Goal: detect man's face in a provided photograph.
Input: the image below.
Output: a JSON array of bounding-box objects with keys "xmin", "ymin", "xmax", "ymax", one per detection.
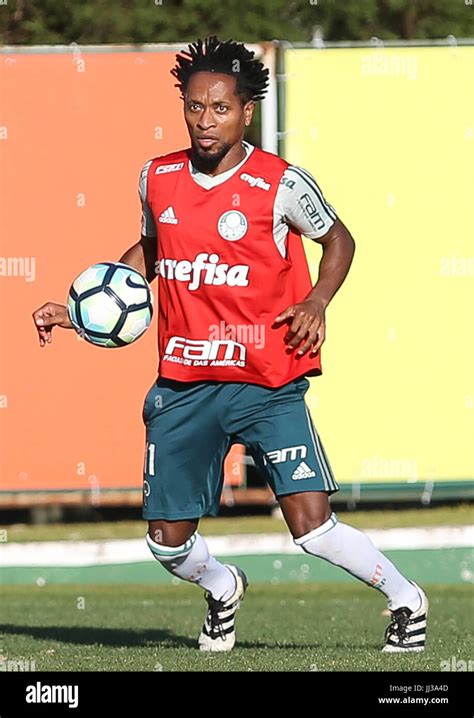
[{"xmin": 184, "ymin": 71, "xmax": 254, "ymax": 164}]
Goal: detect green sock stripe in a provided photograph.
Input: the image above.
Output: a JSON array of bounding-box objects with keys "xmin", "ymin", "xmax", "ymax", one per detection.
[{"xmin": 146, "ymin": 532, "xmax": 197, "ymax": 558}]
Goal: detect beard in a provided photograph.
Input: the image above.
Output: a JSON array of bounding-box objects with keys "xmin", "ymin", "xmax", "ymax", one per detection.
[{"xmin": 191, "ymin": 140, "xmax": 233, "ymax": 173}]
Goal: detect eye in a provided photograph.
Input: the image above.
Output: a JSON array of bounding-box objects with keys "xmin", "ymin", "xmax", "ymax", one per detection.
[{"xmin": 216, "ymin": 105, "xmax": 228, "ymax": 113}]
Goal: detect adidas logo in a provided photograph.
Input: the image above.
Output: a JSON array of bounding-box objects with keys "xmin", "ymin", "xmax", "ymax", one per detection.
[
  {"xmin": 291, "ymin": 461, "xmax": 316, "ymax": 480},
  {"xmin": 158, "ymin": 206, "xmax": 178, "ymax": 224}
]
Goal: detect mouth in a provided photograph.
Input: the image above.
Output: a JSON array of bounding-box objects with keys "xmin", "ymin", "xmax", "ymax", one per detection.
[{"xmin": 196, "ymin": 137, "xmax": 219, "ymax": 149}]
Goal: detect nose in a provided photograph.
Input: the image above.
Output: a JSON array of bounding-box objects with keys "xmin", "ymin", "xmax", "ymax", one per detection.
[{"xmin": 196, "ymin": 106, "xmax": 215, "ymax": 130}]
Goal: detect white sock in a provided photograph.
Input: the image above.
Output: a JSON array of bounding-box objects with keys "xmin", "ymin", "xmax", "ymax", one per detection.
[
  {"xmin": 294, "ymin": 513, "xmax": 421, "ymax": 612},
  {"xmin": 146, "ymin": 531, "xmax": 237, "ymax": 602}
]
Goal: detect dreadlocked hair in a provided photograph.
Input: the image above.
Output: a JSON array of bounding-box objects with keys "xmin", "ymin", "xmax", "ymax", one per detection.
[{"xmin": 171, "ymin": 35, "xmax": 269, "ymax": 103}]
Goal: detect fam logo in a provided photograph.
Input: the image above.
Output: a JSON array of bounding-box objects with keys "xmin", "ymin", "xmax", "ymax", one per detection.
[
  {"xmin": 297, "ymin": 192, "xmax": 326, "ymax": 232},
  {"xmin": 217, "ymin": 210, "xmax": 248, "ymax": 241},
  {"xmin": 163, "ymin": 336, "xmax": 247, "ymax": 368},
  {"xmin": 263, "ymin": 445, "xmax": 308, "ymax": 465}
]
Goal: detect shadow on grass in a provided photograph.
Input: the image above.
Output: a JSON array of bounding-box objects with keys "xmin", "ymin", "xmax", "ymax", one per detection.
[
  {"xmin": 0, "ymin": 624, "xmax": 277, "ymax": 650},
  {"xmin": 0, "ymin": 624, "xmax": 382, "ymax": 651}
]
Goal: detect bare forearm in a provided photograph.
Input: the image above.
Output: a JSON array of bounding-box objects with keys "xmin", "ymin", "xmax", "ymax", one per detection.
[
  {"xmin": 119, "ymin": 235, "xmax": 157, "ymax": 284},
  {"xmin": 308, "ymin": 220, "xmax": 355, "ymax": 308}
]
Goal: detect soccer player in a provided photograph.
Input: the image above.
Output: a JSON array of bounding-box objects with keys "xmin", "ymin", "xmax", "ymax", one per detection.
[{"xmin": 32, "ymin": 36, "xmax": 428, "ymax": 653}]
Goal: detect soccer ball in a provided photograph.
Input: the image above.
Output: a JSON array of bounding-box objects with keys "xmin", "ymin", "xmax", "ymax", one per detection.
[{"xmin": 67, "ymin": 261, "xmax": 154, "ymax": 347}]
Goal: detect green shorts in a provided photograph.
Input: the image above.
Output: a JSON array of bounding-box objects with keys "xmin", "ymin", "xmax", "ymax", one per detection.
[{"xmin": 142, "ymin": 376, "xmax": 339, "ymax": 521}]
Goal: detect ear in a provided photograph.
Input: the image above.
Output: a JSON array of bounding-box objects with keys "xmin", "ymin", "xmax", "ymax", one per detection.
[{"xmin": 243, "ymin": 100, "xmax": 255, "ymax": 127}]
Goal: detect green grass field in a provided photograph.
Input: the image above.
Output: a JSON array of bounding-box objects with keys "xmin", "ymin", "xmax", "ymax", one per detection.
[
  {"xmin": 0, "ymin": 583, "xmax": 471, "ymax": 672},
  {"xmin": 1, "ymin": 505, "xmax": 472, "ymax": 672}
]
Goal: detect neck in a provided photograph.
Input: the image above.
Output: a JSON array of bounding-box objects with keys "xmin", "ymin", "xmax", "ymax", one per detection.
[{"xmin": 191, "ymin": 140, "xmax": 246, "ymax": 176}]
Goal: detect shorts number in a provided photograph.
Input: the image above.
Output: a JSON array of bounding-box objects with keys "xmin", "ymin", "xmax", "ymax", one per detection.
[{"xmin": 144, "ymin": 442, "xmax": 156, "ymax": 476}]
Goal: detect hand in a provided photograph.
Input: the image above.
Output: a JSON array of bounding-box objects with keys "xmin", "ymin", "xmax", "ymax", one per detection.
[
  {"xmin": 274, "ymin": 296, "xmax": 326, "ymax": 357},
  {"xmin": 32, "ymin": 302, "xmax": 73, "ymax": 347}
]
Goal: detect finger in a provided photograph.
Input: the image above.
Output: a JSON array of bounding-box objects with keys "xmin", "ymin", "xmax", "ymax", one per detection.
[
  {"xmin": 294, "ymin": 317, "xmax": 322, "ymax": 354},
  {"xmin": 274, "ymin": 306, "xmax": 296, "ymax": 323},
  {"xmin": 295, "ymin": 319, "xmax": 320, "ymax": 355},
  {"xmin": 311, "ymin": 323, "xmax": 326, "ymax": 354},
  {"xmin": 37, "ymin": 325, "xmax": 47, "ymax": 347},
  {"xmin": 37, "ymin": 326, "xmax": 50, "ymax": 346},
  {"xmin": 33, "ymin": 309, "xmax": 44, "ymax": 326},
  {"xmin": 33, "ymin": 306, "xmax": 50, "ymax": 346},
  {"xmin": 34, "ymin": 304, "xmax": 53, "ymax": 319},
  {"xmin": 34, "ymin": 311, "xmax": 53, "ymax": 345},
  {"xmin": 296, "ymin": 330, "xmax": 319, "ymax": 356},
  {"xmin": 35, "ymin": 306, "xmax": 56, "ymax": 328},
  {"xmin": 286, "ymin": 314, "xmax": 313, "ymax": 348},
  {"xmin": 284, "ymin": 311, "xmax": 306, "ymax": 341},
  {"xmin": 35, "ymin": 315, "xmax": 50, "ymax": 333},
  {"xmin": 34, "ymin": 308, "xmax": 47, "ymax": 326}
]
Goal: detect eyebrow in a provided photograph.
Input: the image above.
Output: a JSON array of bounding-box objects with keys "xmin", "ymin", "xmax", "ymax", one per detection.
[{"xmin": 187, "ymin": 99, "xmax": 231, "ymax": 105}]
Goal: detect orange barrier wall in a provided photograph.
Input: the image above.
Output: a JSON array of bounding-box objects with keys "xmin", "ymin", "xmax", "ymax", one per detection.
[{"xmin": 0, "ymin": 49, "xmax": 244, "ymax": 497}]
